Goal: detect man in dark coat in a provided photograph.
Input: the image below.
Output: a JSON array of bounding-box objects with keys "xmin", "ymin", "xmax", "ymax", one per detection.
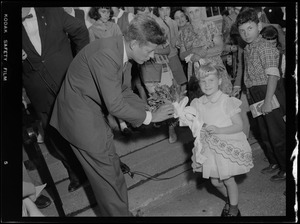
[
  {"xmin": 22, "ymin": 7, "xmax": 89, "ymax": 192},
  {"xmin": 50, "ymin": 15, "xmax": 175, "ymax": 216}
]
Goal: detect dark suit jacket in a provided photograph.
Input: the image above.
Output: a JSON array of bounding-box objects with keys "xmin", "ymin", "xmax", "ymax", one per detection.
[
  {"xmin": 22, "ymin": 7, "xmax": 89, "ymax": 124},
  {"xmin": 50, "ymin": 36, "xmax": 147, "ymax": 152}
]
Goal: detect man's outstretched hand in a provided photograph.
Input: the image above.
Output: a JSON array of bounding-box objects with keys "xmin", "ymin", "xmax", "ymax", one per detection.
[{"xmin": 151, "ymin": 103, "xmax": 174, "ymax": 123}]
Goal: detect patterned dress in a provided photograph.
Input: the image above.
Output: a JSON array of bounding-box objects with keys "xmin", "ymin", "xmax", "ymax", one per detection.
[
  {"xmin": 190, "ymin": 90, "xmax": 254, "ymax": 180},
  {"xmin": 178, "ymin": 21, "xmax": 232, "ymax": 94}
]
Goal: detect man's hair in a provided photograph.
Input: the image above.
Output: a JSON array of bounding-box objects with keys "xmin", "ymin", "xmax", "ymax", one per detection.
[
  {"xmin": 124, "ymin": 15, "xmax": 166, "ymax": 46},
  {"xmin": 236, "ymin": 7, "xmax": 259, "ymax": 27}
]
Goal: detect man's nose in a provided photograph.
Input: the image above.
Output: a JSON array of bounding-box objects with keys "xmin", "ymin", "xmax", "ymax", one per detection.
[{"xmin": 149, "ymin": 51, "xmax": 155, "ymax": 59}]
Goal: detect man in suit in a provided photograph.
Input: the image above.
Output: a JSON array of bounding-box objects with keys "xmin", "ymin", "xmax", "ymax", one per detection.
[
  {"xmin": 50, "ymin": 15, "xmax": 175, "ymax": 216},
  {"xmin": 63, "ymin": 7, "xmax": 86, "ymax": 57},
  {"xmin": 22, "ymin": 7, "xmax": 89, "ymax": 193}
]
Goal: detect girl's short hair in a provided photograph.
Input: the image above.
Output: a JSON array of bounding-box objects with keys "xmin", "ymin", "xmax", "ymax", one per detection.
[
  {"xmin": 195, "ymin": 63, "xmax": 220, "ymax": 80},
  {"xmin": 88, "ymin": 7, "xmax": 113, "ymax": 21}
]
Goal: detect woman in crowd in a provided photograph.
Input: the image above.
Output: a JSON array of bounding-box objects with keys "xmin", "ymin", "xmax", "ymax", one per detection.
[
  {"xmin": 178, "ymin": 7, "xmax": 232, "ymax": 98},
  {"xmin": 88, "ymin": 7, "xmax": 122, "ymax": 41}
]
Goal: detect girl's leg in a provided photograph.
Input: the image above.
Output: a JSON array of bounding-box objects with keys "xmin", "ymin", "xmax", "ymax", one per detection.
[
  {"xmin": 210, "ymin": 178, "xmax": 230, "ymax": 216},
  {"xmin": 223, "ymin": 176, "xmax": 240, "ymax": 216}
]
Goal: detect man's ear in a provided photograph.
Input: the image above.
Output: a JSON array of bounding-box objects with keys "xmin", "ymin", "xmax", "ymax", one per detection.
[
  {"xmin": 130, "ymin": 40, "xmax": 138, "ymax": 50},
  {"xmin": 218, "ymin": 77, "xmax": 222, "ymax": 86}
]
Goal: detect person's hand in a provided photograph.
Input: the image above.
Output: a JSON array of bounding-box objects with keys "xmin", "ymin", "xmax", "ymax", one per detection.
[
  {"xmin": 231, "ymin": 86, "xmax": 241, "ymax": 97},
  {"xmin": 151, "ymin": 103, "xmax": 174, "ymax": 123},
  {"xmin": 230, "ymin": 45, "xmax": 238, "ymax": 52},
  {"xmin": 261, "ymin": 100, "xmax": 273, "ymax": 115},
  {"xmin": 191, "ymin": 54, "xmax": 202, "ymax": 62},
  {"xmin": 204, "ymin": 125, "xmax": 220, "ymax": 134}
]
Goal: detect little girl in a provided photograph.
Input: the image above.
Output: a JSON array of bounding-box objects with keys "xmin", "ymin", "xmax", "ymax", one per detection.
[{"xmin": 176, "ymin": 62, "xmax": 254, "ymax": 217}]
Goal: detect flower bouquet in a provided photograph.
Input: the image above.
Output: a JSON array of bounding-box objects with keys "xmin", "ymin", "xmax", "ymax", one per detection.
[{"xmin": 147, "ymin": 80, "xmax": 183, "ymax": 112}]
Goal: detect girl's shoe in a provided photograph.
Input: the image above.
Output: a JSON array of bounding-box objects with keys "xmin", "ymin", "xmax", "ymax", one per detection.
[
  {"xmin": 225, "ymin": 209, "xmax": 241, "ymax": 217},
  {"xmin": 221, "ymin": 203, "xmax": 230, "ymax": 217}
]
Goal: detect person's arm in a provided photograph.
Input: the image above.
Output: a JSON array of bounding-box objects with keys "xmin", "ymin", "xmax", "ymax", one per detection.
[
  {"xmin": 231, "ymin": 47, "xmax": 243, "ymax": 97},
  {"xmin": 260, "ymin": 44, "xmax": 280, "ymax": 114},
  {"xmin": 60, "ymin": 7, "xmax": 89, "ymax": 54},
  {"xmin": 89, "ymin": 49, "xmax": 174, "ymax": 127},
  {"xmin": 261, "ymin": 75, "xmax": 278, "ymax": 114},
  {"xmin": 88, "ymin": 27, "xmax": 95, "ymax": 42},
  {"xmin": 154, "ymin": 43, "xmax": 171, "ymax": 55},
  {"xmin": 205, "ymin": 112, "xmax": 243, "ymax": 135}
]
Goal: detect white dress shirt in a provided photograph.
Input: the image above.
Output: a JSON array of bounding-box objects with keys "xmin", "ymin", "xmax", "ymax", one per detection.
[{"xmin": 22, "ymin": 8, "xmax": 42, "ymax": 55}]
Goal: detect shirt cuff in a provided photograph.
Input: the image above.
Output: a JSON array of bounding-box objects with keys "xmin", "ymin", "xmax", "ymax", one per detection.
[
  {"xmin": 143, "ymin": 111, "xmax": 152, "ymax": 125},
  {"xmin": 265, "ymin": 67, "xmax": 280, "ymax": 77}
]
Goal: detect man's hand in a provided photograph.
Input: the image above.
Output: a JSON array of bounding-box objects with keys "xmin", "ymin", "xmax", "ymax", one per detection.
[{"xmin": 151, "ymin": 103, "xmax": 174, "ymax": 123}]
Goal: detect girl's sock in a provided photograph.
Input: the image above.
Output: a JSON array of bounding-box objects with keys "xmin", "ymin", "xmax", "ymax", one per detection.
[
  {"xmin": 224, "ymin": 197, "xmax": 230, "ymax": 210},
  {"xmin": 228, "ymin": 204, "xmax": 239, "ymax": 216}
]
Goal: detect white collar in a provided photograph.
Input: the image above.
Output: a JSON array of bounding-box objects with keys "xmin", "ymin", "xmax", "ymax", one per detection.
[
  {"xmin": 203, "ymin": 90, "xmax": 223, "ymax": 104},
  {"xmin": 22, "ymin": 7, "xmax": 36, "ymax": 22},
  {"xmin": 123, "ymin": 37, "xmax": 128, "ymax": 65}
]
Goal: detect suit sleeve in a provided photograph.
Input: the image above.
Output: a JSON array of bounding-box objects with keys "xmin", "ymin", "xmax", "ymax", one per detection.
[
  {"xmin": 88, "ymin": 49, "xmax": 147, "ymax": 126},
  {"xmin": 59, "ymin": 8, "xmax": 89, "ymax": 54}
]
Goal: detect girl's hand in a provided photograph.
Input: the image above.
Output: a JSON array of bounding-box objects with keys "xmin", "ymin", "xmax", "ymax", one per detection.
[{"xmin": 205, "ymin": 125, "xmax": 220, "ymax": 134}]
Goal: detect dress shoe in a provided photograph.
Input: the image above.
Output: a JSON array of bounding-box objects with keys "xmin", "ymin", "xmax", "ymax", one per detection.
[
  {"xmin": 270, "ymin": 171, "xmax": 286, "ymax": 182},
  {"xmin": 221, "ymin": 203, "xmax": 230, "ymax": 217},
  {"xmin": 261, "ymin": 164, "xmax": 280, "ymax": 174},
  {"xmin": 225, "ymin": 209, "xmax": 241, "ymax": 217},
  {"xmin": 34, "ymin": 194, "xmax": 52, "ymax": 209},
  {"xmin": 121, "ymin": 127, "xmax": 133, "ymax": 137},
  {"xmin": 68, "ymin": 179, "xmax": 83, "ymax": 193}
]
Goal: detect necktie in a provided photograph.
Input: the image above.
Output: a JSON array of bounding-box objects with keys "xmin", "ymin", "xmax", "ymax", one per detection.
[{"xmin": 22, "ymin": 13, "xmax": 33, "ymax": 22}]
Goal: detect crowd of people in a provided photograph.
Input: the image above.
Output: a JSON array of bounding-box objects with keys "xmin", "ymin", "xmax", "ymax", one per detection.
[{"xmin": 21, "ymin": 6, "xmax": 287, "ymax": 217}]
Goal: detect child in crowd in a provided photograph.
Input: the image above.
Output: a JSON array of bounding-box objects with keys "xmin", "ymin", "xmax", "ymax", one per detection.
[
  {"xmin": 176, "ymin": 62, "xmax": 254, "ymax": 217},
  {"xmin": 236, "ymin": 8, "xmax": 286, "ymax": 181},
  {"xmin": 88, "ymin": 7, "xmax": 122, "ymax": 41},
  {"xmin": 260, "ymin": 25, "xmax": 286, "ymax": 121}
]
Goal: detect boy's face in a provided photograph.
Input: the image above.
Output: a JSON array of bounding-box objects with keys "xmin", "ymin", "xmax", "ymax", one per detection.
[{"xmin": 238, "ymin": 21, "xmax": 262, "ymax": 44}]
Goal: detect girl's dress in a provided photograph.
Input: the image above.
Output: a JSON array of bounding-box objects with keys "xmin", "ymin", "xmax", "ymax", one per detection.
[{"xmin": 190, "ymin": 90, "xmax": 253, "ymax": 180}]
